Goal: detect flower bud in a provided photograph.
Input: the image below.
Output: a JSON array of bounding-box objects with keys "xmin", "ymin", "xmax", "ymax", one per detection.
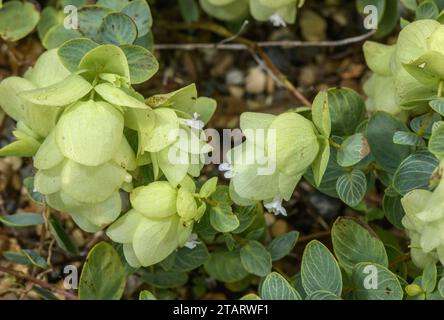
[
  {"xmin": 130, "ymin": 181, "xmax": 177, "ymax": 218},
  {"xmin": 176, "ymin": 187, "xmax": 198, "ymax": 223}
]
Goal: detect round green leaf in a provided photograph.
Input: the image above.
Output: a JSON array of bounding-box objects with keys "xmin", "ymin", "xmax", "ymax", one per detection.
[
  {"xmin": 382, "ymin": 194, "xmax": 405, "ymax": 229},
  {"xmin": 366, "ymin": 112, "xmax": 413, "ymax": 173},
  {"xmin": 37, "ymin": 7, "xmax": 62, "ymax": 41},
  {"xmin": 392, "ymin": 131, "xmax": 425, "ymax": 147},
  {"xmin": 79, "ymin": 242, "xmax": 126, "ymax": 300},
  {"xmin": 209, "ymin": 204, "xmax": 240, "ymax": 233},
  {"xmin": 328, "ymin": 88, "xmax": 366, "ymax": 136},
  {"xmin": 204, "ymin": 250, "xmax": 249, "ymax": 283},
  {"xmin": 99, "ymin": 13, "xmax": 138, "ymax": 45},
  {"xmin": 332, "ymin": 217, "xmax": 388, "ymax": 274},
  {"xmin": 350, "ymin": 262, "xmax": 403, "ymax": 300},
  {"xmin": 416, "ymin": 0, "xmax": 439, "ymax": 19},
  {"xmin": 392, "ymin": 150, "xmax": 438, "ymax": 195},
  {"xmin": 163, "ymin": 243, "xmax": 209, "ymax": 272},
  {"xmin": 422, "ymin": 262, "xmax": 438, "ymax": 293},
  {"xmin": 42, "ymin": 25, "xmax": 81, "ymax": 49},
  {"xmin": 121, "ymin": 0, "xmax": 152, "ymax": 37},
  {"xmin": 138, "ymin": 290, "xmax": 156, "ymax": 300},
  {"xmin": 410, "ymin": 113, "xmax": 441, "ymax": 139},
  {"xmin": 267, "ymin": 231, "xmax": 299, "ymax": 261},
  {"xmin": 240, "ymin": 240, "xmax": 272, "ymax": 277},
  {"xmin": 78, "ymin": 6, "xmax": 112, "ymax": 42},
  {"xmin": 438, "ymin": 277, "xmax": 444, "ymax": 297},
  {"xmin": 429, "ymin": 122, "xmax": 444, "ymax": 159},
  {"xmin": 429, "ymin": 98, "xmax": 444, "ymax": 116},
  {"xmin": 304, "ymin": 144, "xmax": 346, "ymax": 198},
  {"xmin": 121, "ymin": 44, "xmax": 159, "ymax": 84},
  {"xmin": 337, "ymin": 133, "xmax": 370, "ymax": 167},
  {"xmin": 301, "ymin": 240, "xmax": 342, "ymax": 296},
  {"xmin": 58, "ymin": 38, "xmax": 99, "ymax": 72},
  {"xmin": 336, "ymin": 169, "xmax": 367, "ymax": 207},
  {"xmin": 0, "ymin": 1, "xmax": 39, "ymax": 41},
  {"xmin": 260, "ymin": 272, "xmax": 301, "ymax": 300}
]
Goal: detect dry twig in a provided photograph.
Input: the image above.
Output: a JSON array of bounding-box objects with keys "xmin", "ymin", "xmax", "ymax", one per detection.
[{"xmin": 0, "ymin": 265, "xmax": 78, "ymax": 300}]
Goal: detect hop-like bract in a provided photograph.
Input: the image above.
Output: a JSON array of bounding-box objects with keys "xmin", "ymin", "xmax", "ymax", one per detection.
[
  {"xmin": 401, "ymin": 163, "xmax": 444, "ymax": 268},
  {"xmin": 223, "ymin": 112, "xmax": 319, "ymax": 213},
  {"xmin": 0, "ymin": 43, "xmax": 217, "ymax": 270},
  {"xmin": 363, "ymin": 20, "xmax": 444, "ymax": 117},
  {"xmin": 0, "ymin": 49, "xmax": 71, "ymax": 155},
  {"xmin": 106, "ymin": 180, "xmax": 205, "ymax": 267},
  {"xmin": 0, "ymin": 45, "xmax": 145, "ymax": 231}
]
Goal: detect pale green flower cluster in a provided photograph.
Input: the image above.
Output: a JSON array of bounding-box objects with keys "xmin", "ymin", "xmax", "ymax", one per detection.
[
  {"xmin": 199, "ymin": 0, "xmax": 305, "ymax": 25},
  {"xmin": 401, "ymin": 162, "xmax": 444, "ymax": 268},
  {"xmin": 106, "ymin": 178, "xmax": 212, "ymax": 267},
  {"xmin": 0, "ymin": 43, "xmax": 216, "ymax": 253},
  {"xmin": 221, "ymin": 112, "xmax": 319, "ymax": 215},
  {"xmin": 140, "ymin": 84, "xmax": 215, "ymax": 188},
  {"xmin": 363, "ymin": 20, "xmax": 444, "ymax": 118},
  {"xmin": 0, "ymin": 48, "xmax": 136, "ymax": 232}
]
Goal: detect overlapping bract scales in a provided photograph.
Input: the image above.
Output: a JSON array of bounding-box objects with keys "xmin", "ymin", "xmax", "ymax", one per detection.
[
  {"xmin": 0, "ymin": 45, "xmax": 142, "ymax": 231},
  {"xmin": 224, "ymin": 111, "xmax": 320, "ymax": 211},
  {"xmin": 0, "ymin": 43, "xmax": 218, "ymax": 267},
  {"xmin": 140, "ymin": 84, "xmax": 216, "ymax": 187},
  {"xmin": 106, "ymin": 179, "xmax": 206, "ymax": 267},
  {"xmin": 401, "ymin": 161, "xmax": 444, "ymax": 268},
  {"xmin": 363, "ymin": 19, "xmax": 444, "ymax": 117}
]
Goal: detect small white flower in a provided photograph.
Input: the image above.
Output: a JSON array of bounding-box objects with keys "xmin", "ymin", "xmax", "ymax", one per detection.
[
  {"xmin": 269, "ymin": 14, "xmax": 287, "ymax": 28},
  {"xmin": 184, "ymin": 233, "xmax": 200, "ymax": 249},
  {"xmin": 219, "ymin": 162, "xmax": 234, "ymax": 179},
  {"xmin": 264, "ymin": 197, "xmax": 287, "ymax": 216},
  {"xmin": 184, "ymin": 112, "xmax": 205, "ymax": 130}
]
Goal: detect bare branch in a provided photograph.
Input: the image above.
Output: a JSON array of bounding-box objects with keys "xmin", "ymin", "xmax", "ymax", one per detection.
[{"xmin": 154, "ymin": 30, "xmax": 376, "ymax": 50}]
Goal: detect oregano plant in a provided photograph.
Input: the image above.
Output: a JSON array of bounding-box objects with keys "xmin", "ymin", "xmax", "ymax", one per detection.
[{"xmin": 2, "ymin": 0, "xmax": 444, "ymax": 304}]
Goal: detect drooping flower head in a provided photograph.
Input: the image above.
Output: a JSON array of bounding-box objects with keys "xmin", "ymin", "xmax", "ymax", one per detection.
[
  {"xmin": 106, "ymin": 179, "xmax": 206, "ymax": 267},
  {"xmin": 401, "ymin": 160, "xmax": 444, "ymax": 268},
  {"xmin": 364, "ymin": 20, "xmax": 444, "ymax": 117},
  {"xmin": 223, "ymin": 111, "xmax": 320, "ymax": 212}
]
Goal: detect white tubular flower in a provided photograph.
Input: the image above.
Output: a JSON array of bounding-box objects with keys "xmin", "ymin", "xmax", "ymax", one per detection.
[
  {"xmin": 264, "ymin": 197, "xmax": 287, "ymax": 216},
  {"xmin": 184, "ymin": 233, "xmax": 200, "ymax": 249},
  {"xmin": 269, "ymin": 14, "xmax": 287, "ymax": 27},
  {"xmin": 184, "ymin": 112, "xmax": 205, "ymax": 130},
  {"xmin": 219, "ymin": 162, "xmax": 234, "ymax": 179}
]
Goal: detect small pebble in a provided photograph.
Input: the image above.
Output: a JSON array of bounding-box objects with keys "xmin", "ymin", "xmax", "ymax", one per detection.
[{"xmin": 245, "ymin": 67, "xmax": 267, "ymax": 95}]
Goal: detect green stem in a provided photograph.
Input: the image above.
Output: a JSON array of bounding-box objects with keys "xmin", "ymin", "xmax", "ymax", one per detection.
[
  {"xmin": 204, "ymin": 198, "xmax": 218, "ymax": 207},
  {"xmin": 438, "ymin": 80, "xmax": 444, "ymax": 98},
  {"xmin": 89, "ymin": 77, "xmax": 98, "ymax": 100},
  {"xmin": 329, "ymin": 138, "xmax": 341, "ymax": 149}
]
